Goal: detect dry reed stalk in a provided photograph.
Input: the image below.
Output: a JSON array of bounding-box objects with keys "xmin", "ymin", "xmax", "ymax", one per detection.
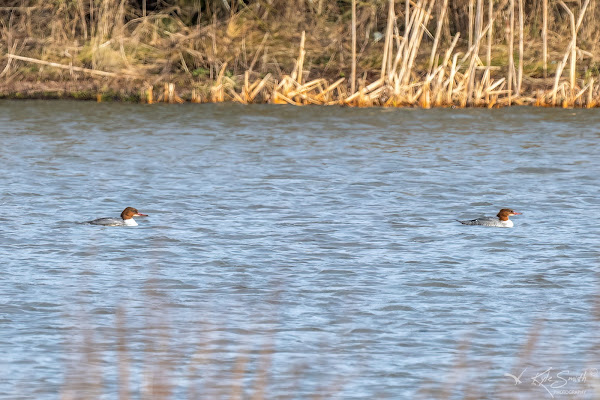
[
  {"xmin": 249, "ymin": 73, "xmax": 272, "ymax": 102},
  {"xmin": 484, "ymin": 77, "xmax": 506, "ymax": 93},
  {"xmin": 227, "ymin": 86, "xmax": 246, "ymax": 104},
  {"xmin": 401, "ymin": 0, "xmax": 435, "ymax": 86},
  {"xmin": 404, "ymin": 0, "xmax": 433, "ymax": 76},
  {"xmin": 568, "ymin": 10, "xmax": 577, "ymax": 102},
  {"xmin": 466, "ymin": 0, "xmax": 483, "ymax": 105},
  {"xmin": 485, "ymin": 0, "xmax": 493, "ymax": 103},
  {"xmin": 351, "ymin": 0, "xmax": 357, "ymax": 94},
  {"xmin": 248, "ymin": 32, "xmax": 269, "ymax": 72},
  {"xmin": 191, "ymin": 88, "xmax": 201, "ymax": 103},
  {"xmin": 574, "ymin": 83, "xmax": 590, "ymax": 105},
  {"xmin": 272, "ymin": 76, "xmax": 300, "ymax": 105},
  {"xmin": 315, "ymin": 77, "xmax": 345, "ymax": 102},
  {"xmin": 211, "ymin": 14, "xmax": 217, "ymax": 80},
  {"xmin": 147, "ymin": 86, "xmax": 153, "ymax": 104},
  {"xmin": 555, "ymin": 0, "xmax": 591, "ymax": 105},
  {"xmin": 210, "ymin": 62, "xmax": 228, "ymax": 102},
  {"xmin": 6, "ymin": 54, "xmax": 137, "ymax": 78},
  {"xmin": 380, "ymin": 0, "xmax": 395, "ymax": 80},
  {"xmin": 428, "ymin": 0, "xmax": 448, "ymax": 73},
  {"xmin": 159, "ymin": 83, "xmax": 182, "ymax": 103},
  {"xmin": 274, "ymin": 76, "xmax": 292, "ymax": 93},
  {"xmin": 542, "ymin": 0, "xmax": 548, "ymax": 78},
  {"xmin": 287, "ymin": 79, "xmax": 328, "ymax": 99},
  {"xmin": 345, "ymin": 78, "xmax": 384, "ymax": 104},
  {"xmin": 507, "ymin": 0, "xmax": 515, "ymax": 105},
  {"xmin": 245, "ymin": 76, "xmax": 262, "ymax": 95},
  {"xmin": 0, "ymin": 42, "xmax": 18, "ymax": 78},
  {"xmin": 404, "ymin": 82, "xmax": 423, "ymax": 104},
  {"xmin": 486, "ymin": 0, "xmax": 493, "ymax": 68},
  {"xmin": 157, "ymin": 83, "xmax": 168, "ymax": 103},
  {"xmin": 273, "ymin": 76, "xmax": 297, "ymax": 103},
  {"xmin": 419, "ymin": 83, "xmax": 431, "ymax": 108},
  {"xmin": 243, "ymin": 70, "xmax": 250, "ymax": 101},
  {"xmin": 587, "ymin": 78, "xmax": 595, "ymax": 108},
  {"xmin": 405, "ymin": 0, "xmax": 410, "ymax": 35},
  {"xmin": 482, "ymin": 76, "xmax": 505, "ymax": 106},
  {"xmin": 366, "ymin": 86, "xmax": 385, "ymax": 103},
  {"xmin": 432, "ymin": 33, "xmax": 460, "ymax": 95},
  {"xmin": 534, "ymin": 90, "xmax": 543, "ymax": 106},
  {"xmin": 474, "ymin": 68, "xmax": 490, "ymax": 105},
  {"xmin": 517, "ymin": 0, "xmax": 523, "ymax": 95},
  {"xmin": 551, "ymin": 60, "xmax": 566, "ymax": 106},
  {"xmin": 468, "ymin": 0, "xmax": 474, "ymax": 48},
  {"xmin": 459, "ymin": 88, "xmax": 467, "ymax": 107},
  {"xmin": 291, "ymin": 31, "xmax": 306, "ymax": 85},
  {"xmin": 456, "ymin": 21, "xmax": 491, "ymax": 103},
  {"xmin": 272, "ymin": 90, "xmax": 302, "ymax": 105},
  {"xmin": 446, "ymin": 53, "xmax": 459, "ymax": 105},
  {"xmin": 391, "ymin": 0, "xmax": 419, "ymax": 85},
  {"xmin": 387, "ymin": 17, "xmax": 395, "ymax": 76},
  {"xmin": 168, "ymin": 83, "xmax": 175, "ymax": 103},
  {"xmin": 410, "ymin": 82, "xmax": 428, "ymax": 105}
]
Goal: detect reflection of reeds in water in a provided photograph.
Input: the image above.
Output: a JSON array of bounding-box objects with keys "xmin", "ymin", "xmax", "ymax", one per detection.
[
  {"xmin": 417, "ymin": 318, "xmax": 600, "ymax": 399},
  {"xmin": 59, "ymin": 301, "xmax": 600, "ymax": 399},
  {"xmin": 59, "ymin": 300, "xmax": 346, "ymax": 399},
  {"xmin": 2, "ymin": 0, "xmax": 600, "ymax": 107}
]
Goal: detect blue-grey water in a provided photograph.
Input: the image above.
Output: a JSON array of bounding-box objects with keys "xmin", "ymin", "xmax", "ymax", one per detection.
[{"xmin": 1, "ymin": 100, "xmax": 599, "ymax": 399}]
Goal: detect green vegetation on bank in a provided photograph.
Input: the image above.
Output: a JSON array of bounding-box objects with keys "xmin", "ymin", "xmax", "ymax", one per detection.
[{"xmin": 1, "ymin": 0, "xmax": 599, "ymax": 106}]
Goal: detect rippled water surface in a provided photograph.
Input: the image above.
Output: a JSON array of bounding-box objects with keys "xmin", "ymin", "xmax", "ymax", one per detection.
[{"xmin": 1, "ymin": 101, "xmax": 599, "ymax": 399}]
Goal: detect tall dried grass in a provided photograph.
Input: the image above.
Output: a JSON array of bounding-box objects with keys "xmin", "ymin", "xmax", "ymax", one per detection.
[{"xmin": 1, "ymin": 0, "xmax": 600, "ymax": 107}]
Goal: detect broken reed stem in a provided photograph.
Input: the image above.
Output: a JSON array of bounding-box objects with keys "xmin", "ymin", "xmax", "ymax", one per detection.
[
  {"xmin": 297, "ymin": 31, "xmax": 306, "ymax": 85},
  {"xmin": 7, "ymin": 54, "xmax": 138, "ymax": 77}
]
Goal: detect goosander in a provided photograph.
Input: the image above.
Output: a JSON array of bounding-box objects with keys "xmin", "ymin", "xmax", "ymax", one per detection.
[
  {"xmin": 87, "ymin": 207, "xmax": 148, "ymax": 226},
  {"xmin": 458, "ymin": 208, "xmax": 521, "ymax": 228}
]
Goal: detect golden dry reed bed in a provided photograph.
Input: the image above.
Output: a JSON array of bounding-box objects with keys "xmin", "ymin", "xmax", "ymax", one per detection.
[{"xmin": 1, "ymin": 0, "xmax": 600, "ymax": 108}]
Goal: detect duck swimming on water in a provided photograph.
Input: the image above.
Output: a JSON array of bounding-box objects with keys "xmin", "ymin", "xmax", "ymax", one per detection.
[
  {"xmin": 87, "ymin": 207, "xmax": 148, "ymax": 226},
  {"xmin": 457, "ymin": 208, "xmax": 521, "ymax": 228}
]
